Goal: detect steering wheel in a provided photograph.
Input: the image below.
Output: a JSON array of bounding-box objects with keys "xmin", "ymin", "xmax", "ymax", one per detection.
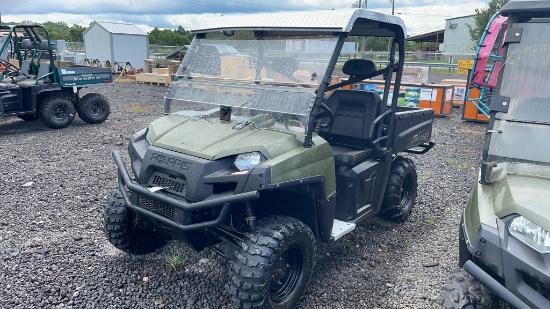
[
  {"xmin": 0, "ymin": 59, "xmax": 25, "ymax": 80},
  {"xmin": 315, "ymin": 103, "xmax": 334, "ymax": 129}
]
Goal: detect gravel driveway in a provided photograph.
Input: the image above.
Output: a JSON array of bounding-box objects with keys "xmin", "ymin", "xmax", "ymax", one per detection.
[{"xmin": 0, "ymin": 79, "xmax": 486, "ymax": 308}]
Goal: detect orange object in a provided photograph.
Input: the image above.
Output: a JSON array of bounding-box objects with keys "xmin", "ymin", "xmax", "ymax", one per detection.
[
  {"xmin": 418, "ymin": 86, "xmax": 453, "ymax": 116},
  {"xmin": 462, "ymin": 87, "xmax": 489, "ymax": 122}
]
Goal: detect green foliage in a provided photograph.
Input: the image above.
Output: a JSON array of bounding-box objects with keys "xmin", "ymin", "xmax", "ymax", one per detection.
[
  {"xmin": 69, "ymin": 24, "xmax": 86, "ymax": 43},
  {"xmin": 165, "ymin": 254, "xmax": 185, "ymax": 270},
  {"xmin": 148, "ymin": 27, "xmax": 191, "ymax": 46},
  {"xmin": 467, "ymin": 0, "xmax": 510, "ymax": 46},
  {"xmin": 43, "ymin": 21, "xmax": 70, "ymax": 40}
]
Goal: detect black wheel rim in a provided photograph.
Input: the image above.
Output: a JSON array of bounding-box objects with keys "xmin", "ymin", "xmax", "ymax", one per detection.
[
  {"xmin": 270, "ymin": 245, "xmax": 303, "ymax": 303},
  {"xmin": 400, "ymin": 175, "xmax": 412, "ymax": 206},
  {"xmin": 90, "ymin": 102, "xmax": 105, "ymax": 116},
  {"xmin": 52, "ymin": 105, "xmax": 67, "ymax": 120}
]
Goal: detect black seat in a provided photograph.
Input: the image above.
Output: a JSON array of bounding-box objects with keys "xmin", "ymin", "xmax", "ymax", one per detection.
[
  {"xmin": 318, "ymin": 59, "xmax": 384, "ymax": 166},
  {"xmin": 320, "ymin": 90, "xmax": 382, "ymax": 166},
  {"xmin": 330, "ymin": 145, "xmax": 374, "ymax": 166}
]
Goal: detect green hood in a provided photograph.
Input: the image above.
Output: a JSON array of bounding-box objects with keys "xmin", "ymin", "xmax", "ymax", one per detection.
[
  {"xmin": 147, "ymin": 114, "xmax": 302, "ymax": 160},
  {"xmin": 493, "ymin": 174, "xmax": 550, "ymax": 231}
]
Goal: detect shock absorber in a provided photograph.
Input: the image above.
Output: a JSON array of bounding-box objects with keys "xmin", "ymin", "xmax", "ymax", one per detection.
[{"xmin": 245, "ymin": 202, "xmax": 256, "ymax": 228}]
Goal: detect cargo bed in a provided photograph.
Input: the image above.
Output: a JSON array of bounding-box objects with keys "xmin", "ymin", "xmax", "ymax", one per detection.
[{"xmin": 393, "ymin": 106, "xmax": 434, "ymax": 153}]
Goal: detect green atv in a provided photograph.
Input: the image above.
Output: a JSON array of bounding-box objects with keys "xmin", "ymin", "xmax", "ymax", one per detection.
[
  {"xmin": 104, "ymin": 9, "xmax": 434, "ymax": 308},
  {"xmin": 0, "ymin": 23, "xmax": 112, "ymax": 129},
  {"xmin": 438, "ymin": 2, "xmax": 550, "ymax": 309}
]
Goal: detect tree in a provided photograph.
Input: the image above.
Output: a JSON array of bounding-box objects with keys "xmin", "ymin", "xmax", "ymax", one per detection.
[
  {"xmin": 69, "ymin": 24, "xmax": 86, "ymax": 42},
  {"xmin": 467, "ymin": 0, "xmax": 509, "ymax": 46},
  {"xmin": 148, "ymin": 26, "xmax": 191, "ymax": 46},
  {"xmin": 43, "ymin": 21, "xmax": 70, "ymax": 40}
]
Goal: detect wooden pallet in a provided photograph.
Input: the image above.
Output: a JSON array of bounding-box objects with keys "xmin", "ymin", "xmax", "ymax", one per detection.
[
  {"xmin": 135, "ymin": 73, "xmax": 171, "ymax": 86},
  {"xmin": 136, "ymin": 81, "xmax": 170, "ymax": 86}
]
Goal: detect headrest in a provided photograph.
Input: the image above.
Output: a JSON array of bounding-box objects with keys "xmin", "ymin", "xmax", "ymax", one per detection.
[
  {"xmin": 342, "ymin": 59, "xmax": 376, "ymax": 77},
  {"xmin": 20, "ymin": 39, "xmax": 32, "ymax": 50},
  {"xmin": 39, "ymin": 40, "xmax": 50, "ymax": 50}
]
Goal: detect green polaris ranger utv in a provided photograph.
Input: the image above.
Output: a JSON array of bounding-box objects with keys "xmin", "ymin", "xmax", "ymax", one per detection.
[
  {"xmin": 104, "ymin": 9, "xmax": 434, "ymax": 308},
  {"xmin": 438, "ymin": 2, "xmax": 550, "ymax": 309},
  {"xmin": 0, "ymin": 23, "xmax": 112, "ymax": 129}
]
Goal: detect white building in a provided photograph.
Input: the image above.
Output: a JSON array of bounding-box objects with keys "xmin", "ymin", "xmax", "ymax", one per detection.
[
  {"xmin": 442, "ymin": 15, "xmax": 476, "ymax": 56},
  {"xmin": 83, "ymin": 21, "xmax": 149, "ymax": 69}
]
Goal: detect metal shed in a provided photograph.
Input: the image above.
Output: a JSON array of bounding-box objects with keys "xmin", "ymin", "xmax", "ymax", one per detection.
[
  {"xmin": 83, "ymin": 21, "xmax": 149, "ymax": 69},
  {"xmin": 442, "ymin": 15, "xmax": 476, "ymax": 56}
]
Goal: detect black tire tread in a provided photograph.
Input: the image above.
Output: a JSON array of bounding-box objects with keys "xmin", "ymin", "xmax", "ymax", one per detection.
[
  {"xmin": 38, "ymin": 96, "xmax": 75, "ymax": 129},
  {"xmin": 437, "ymin": 269, "xmax": 495, "ymax": 309},
  {"xmin": 77, "ymin": 93, "xmax": 110, "ymax": 124},
  {"xmin": 379, "ymin": 156, "xmax": 418, "ymax": 222},
  {"xmin": 103, "ymin": 189, "xmax": 166, "ymax": 255},
  {"xmin": 228, "ymin": 216, "xmax": 316, "ymax": 309}
]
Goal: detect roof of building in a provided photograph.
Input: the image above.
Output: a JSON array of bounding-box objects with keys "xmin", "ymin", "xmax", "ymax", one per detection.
[
  {"xmin": 84, "ymin": 21, "xmax": 147, "ymax": 36},
  {"xmin": 445, "ymin": 14, "xmax": 475, "ymax": 21},
  {"xmin": 190, "ymin": 9, "xmax": 407, "ymax": 36},
  {"xmin": 406, "ymin": 29, "xmax": 445, "ymax": 43}
]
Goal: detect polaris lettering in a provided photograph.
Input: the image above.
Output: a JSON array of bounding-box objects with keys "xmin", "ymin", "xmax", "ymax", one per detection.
[{"xmin": 150, "ymin": 153, "xmax": 192, "ymax": 170}]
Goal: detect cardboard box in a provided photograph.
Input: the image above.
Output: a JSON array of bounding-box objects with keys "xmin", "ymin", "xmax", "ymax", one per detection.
[
  {"xmin": 394, "ymin": 67, "xmax": 429, "ymax": 84},
  {"xmin": 221, "ymin": 56, "xmax": 251, "ymax": 79},
  {"xmin": 441, "ymin": 79, "xmax": 468, "ymax": 106},
  {"xmin": 168, "ymin": 60, "xmax": 180, "ymax": 75},
  {"xmin": 9, "ymin": 59, "xmax": 20, "ymax": 69}
]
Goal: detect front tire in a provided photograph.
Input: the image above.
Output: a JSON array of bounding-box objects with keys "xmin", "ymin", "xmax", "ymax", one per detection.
[
  {"xmin": 103, "ymin": 189, "xmax": 167, "ymax": 254},
  {"xmin": 39, "ymin": 96, "xmax": 75, "ymax": 129},
  {"xmin": 76, "ymin": 93, "xmax": 110, "ymax": 124},
  {"xmin": 229, "ymin": 216, "xmax": 316, "ymax": 309},
  {"xmin": 379, "ymin": 156, "xmax": 418, "ymax": 222},
  {"xmin": 437, "ymin": 269, "xmax": 495, "ymax": 309}
]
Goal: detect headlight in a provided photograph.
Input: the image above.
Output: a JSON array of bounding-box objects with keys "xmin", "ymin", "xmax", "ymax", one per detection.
[
  {"xmin": 145, "ymin": 128, "xmax": 152, "ymax": 143},
  {"xmin": 234, "ymin": 152, "xmax": 261, "ymax": 171},
  {"xmin": 509, "ymin": 216, "xmax": 550, "ymax": 253}
]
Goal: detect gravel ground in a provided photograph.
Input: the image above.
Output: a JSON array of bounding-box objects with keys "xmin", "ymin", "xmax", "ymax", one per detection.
[{"xmin": 0, "ymin": 74, "xmax": 486, "ymax": 308}]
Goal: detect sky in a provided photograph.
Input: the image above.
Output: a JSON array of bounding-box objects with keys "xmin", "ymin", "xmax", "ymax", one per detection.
[{"xmin": 1, "ymin": 0, "xmax": 491, "ymax": 36}]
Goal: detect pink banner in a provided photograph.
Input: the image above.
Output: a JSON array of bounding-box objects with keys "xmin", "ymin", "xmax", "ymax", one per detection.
[{"xmin": 472, "ymin": 15, "xmax": 508, "ymax": 89}]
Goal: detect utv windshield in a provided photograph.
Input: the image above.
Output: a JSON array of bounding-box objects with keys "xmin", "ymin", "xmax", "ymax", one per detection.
[
  {"xmin": 165, "ymin": 31, "xmax": 340, "ymax": 117},
  {"xmin": 484, "ymin": 21, "xmax": 550, "ymax": 182}
]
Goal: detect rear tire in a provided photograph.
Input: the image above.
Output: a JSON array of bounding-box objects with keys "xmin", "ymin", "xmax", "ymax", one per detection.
[
  {"xmin": 228, "ymin": 216, "xmax": 316, "ymax": 309},
  {"xmin": 103, "ymin": 189, "xmax": 167, "ymax": 254},
  {"xmin": 76, "ymin": 93, "xmax": 110, "ymax": 124},
  {"xmin": 379, "ymin": 156, "xmax": 418, "ymax": 222},
  {"xmin": 437, "ymin": 269, "xmax": 495, "ymax": 309},
  {"xmin": 39, "ymin": 96, "xmax": 75, "ymax": 129}
]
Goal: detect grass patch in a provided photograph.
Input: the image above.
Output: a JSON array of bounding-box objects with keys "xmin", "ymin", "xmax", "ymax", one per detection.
[
  {"xmin": 166, "ymin": 254, "xmax": 185, "ymax": 270},
  {"xmin": 443, "ymin": 157, "xmax": 458, "ymax": 165}
]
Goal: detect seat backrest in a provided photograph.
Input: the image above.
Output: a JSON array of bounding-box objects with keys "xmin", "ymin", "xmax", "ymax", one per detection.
[
  {"xmin": 39, "ymin": 40, "xmax": 50, "ymax": 50},
  {"xmin": 20, "ymin": 60, "xmax": 32, "ymax": 75},
  {"xmin": 20, "ymin": 39, "xmax": 33, "ymax": 50},
  {"xmin": 320, "ymin": 90, "xmax": 382, "ymax": 147},
  {"xmin": 37, "ymin": 61, "xmax": 51, "ymax": 77}
]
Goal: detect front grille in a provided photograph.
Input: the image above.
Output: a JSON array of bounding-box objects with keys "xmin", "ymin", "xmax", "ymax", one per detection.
[
  {"xmin": 521, "ymin": 271, "xmax": 550, "ymax": 302},
  {"xmin": 140, "ymin": 196, "xmax": 175, "ymax": 220},
  {"xmin": 148, "ymin": 172, "xmax": 186, "ymax": 196}
]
